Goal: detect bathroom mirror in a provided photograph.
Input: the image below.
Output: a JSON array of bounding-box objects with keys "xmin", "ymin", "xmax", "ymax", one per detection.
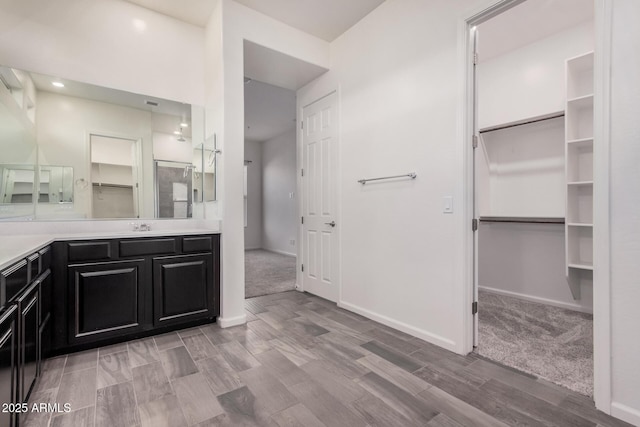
[
  {"xmin": 0, "ymin": 64, "xmax": 207, "ymax": 220},
  {"xmin": 192, "ymin": 140, "xmax": 217, "ymax": 204},
  {"xmin": 38, "ymin": 166, "xmax": 73, "ymax": 203},
  {"xmin": 0, "ymin": 164, "xmax": 36, "ymax": 218}
]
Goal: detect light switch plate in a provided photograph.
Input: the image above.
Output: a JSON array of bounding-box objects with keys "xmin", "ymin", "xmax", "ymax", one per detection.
[{"xmin": 443, "ymin": 196, "xmax": 453, "ymax": 213}]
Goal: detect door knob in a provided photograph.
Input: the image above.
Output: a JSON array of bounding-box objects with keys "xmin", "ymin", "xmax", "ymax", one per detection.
[{"xmin": 325, "ymin": 221, "xmax": 336, "ymax": 227}]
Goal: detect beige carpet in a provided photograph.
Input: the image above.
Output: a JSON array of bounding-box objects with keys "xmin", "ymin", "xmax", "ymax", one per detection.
[
  {"xmin": 245, "ymin": 249, "xmax": 296, "ymax": 298},
  {"xmin": 477, "ymin": 290, "xmax": 593, "ymax": 396}
]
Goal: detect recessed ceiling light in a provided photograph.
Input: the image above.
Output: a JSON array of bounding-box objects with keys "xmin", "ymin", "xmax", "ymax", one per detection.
[
  {"xmin": 180, "ymin": 122, "xmax": 189, "ymax": 128},
  {"xmin": 52, "ymin": 82, "xmax": 64, "ymax": 88}
]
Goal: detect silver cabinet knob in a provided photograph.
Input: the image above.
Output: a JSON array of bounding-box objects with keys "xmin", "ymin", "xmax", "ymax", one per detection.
[{"xmin": 324, "ymin": 221, "xmax": 336, "ymax": 227}]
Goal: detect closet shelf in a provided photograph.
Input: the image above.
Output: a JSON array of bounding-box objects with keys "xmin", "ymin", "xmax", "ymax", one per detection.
[
  {"xmin": 567, "ymin": 180, "xmax": 593, "ymax": 186},
  {"xmin": 567, "ymin": 94, "xmax": 594, "ymax": 109},
  {"xmin": 567, "ymin": 223, "xmax": 593, "ymax": 227},
  {"xmin": 567, "ymin": 137, "xmax": 594, "ymax": 147},
  {"xmin": 568, "ymin": 263, "xmax": 594, "ymax": 271},
  {"xmin": 479, "ymin": 216, "xmax": 564, "ymax": 224},
  {"xmin": 479, "ymin": 111, "xmax": 564, "ymax": 134}
]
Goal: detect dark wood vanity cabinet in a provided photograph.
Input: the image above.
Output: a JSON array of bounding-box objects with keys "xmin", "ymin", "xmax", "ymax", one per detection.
[
  {"xmin": 17, "ymin": 282, "xmax": 39, "ymax": 405},
  {"xmin": 0, "ymin": 305, "xmax": 18, "ymax": 427},
  {"xmin": 53, "ymin": 234, "xmax": 220, "ymax": 352},
  {"xmin": 0, "ymin": 245, "xmax": 52, "ymax": 426}
]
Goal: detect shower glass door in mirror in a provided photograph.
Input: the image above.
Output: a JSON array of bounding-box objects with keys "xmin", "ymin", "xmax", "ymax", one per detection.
[{"xmin": 154, "ymin": 161, "xmax": 193, "ymax": 219}]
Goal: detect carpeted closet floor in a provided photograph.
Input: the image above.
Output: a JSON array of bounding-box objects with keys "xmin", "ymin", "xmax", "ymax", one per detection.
[
  {"xmin": 245, "ymin": 249, "xmax": 296, "ymax": 298},
  {"xmin": 477, "ymin": 290, "xmax": 593, "ymax": 396}
]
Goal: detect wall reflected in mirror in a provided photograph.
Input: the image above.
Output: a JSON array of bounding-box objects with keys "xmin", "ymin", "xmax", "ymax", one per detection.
[
  {"xmin": 0, "ymin": 64, "xmax": 213, "ymax": 221},
  {"xmin": 0, "ymin": 164, "xmax": 34, "ymax": 208},
  {"xmin": 38, "ymin": 166, "xmax": 73, "ymax": 203}
]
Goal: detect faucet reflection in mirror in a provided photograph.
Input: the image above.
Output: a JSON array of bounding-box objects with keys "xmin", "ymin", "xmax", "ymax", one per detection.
[{"xmin": 0, "ymin": 63, "xmax": 210, "ymax": 220}]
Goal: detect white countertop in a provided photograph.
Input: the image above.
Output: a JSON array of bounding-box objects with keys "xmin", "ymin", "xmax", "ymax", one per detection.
[{"xmin": 0, "ymin": 221, "xmax": 221, "ymax": 270}]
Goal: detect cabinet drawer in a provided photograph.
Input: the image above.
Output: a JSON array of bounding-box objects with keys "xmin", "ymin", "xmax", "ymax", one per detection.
[
  {"xmin": 39, "ymin": 246, "xmax": 51, "ymax": 272},
  {"xmin": 68, "ymin": 241, "xmax": 112, "ymax": 262},
  {"xmin": 120, "ymin": 238, "xmax": 176, "ymax": 257},
  {"xmin": 183, "ymin": 236, "xmax": 212, "ymax": 253},
  {"xmin": 1, "ymin": 260, "xmax": 29, "ymax": 305},
  {"xmin": 27, "ymin": 253, "xmax": 40, "ymax": 281}
]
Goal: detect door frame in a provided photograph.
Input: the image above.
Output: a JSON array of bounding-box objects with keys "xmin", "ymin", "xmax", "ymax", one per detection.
[
  {"xmin": 295, "ymin": 86, "xmax": 342, "ymax": 302},
  {"xmin": 458, "ymin": 0, "xmax": 612, "ymax": 413},
  {"xmin": 87, "ymin": 131, "xmax": 142, "ymax": 219}
]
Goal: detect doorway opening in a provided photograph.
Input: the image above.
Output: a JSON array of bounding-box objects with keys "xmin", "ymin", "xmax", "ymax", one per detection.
[
  {"xmin": 89, "ymin": 134, "xmax": 140, "ymax": 218},
  {"xmin": 469, "ymin": 0, "xmax": 595, "ymax": 397},
  {"xmin": 243, "ymin": 78, "xmax": 298, "ymax": 299}
]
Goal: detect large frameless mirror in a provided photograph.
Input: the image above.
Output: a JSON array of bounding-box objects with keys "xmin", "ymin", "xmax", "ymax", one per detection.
[{"xmin": 0, "ymin": 64, "xmax": 208, "ymax": 220}]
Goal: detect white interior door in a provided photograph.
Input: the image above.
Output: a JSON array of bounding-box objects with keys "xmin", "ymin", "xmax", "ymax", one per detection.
[{"xmin": 302, "ymin": 92, "xmax": 339, "ymax": 302}]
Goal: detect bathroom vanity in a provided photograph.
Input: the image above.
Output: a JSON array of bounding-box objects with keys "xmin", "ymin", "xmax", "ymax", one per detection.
[{"xmin": 0, "ymin": 229, "xmax": 220, "ymax": 426}]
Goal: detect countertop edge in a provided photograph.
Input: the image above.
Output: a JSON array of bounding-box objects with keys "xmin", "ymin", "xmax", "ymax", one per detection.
[{"xmin": 0, "ymin": 230, "xmax": 221, "ymax": 271}]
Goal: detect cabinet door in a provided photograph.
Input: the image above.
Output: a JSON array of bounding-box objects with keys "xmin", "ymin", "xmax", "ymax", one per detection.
[
  {"xmin": 38, "ymin": 271, "xmax": 52, "ymax": 360},
  {"xmin": 68, "ymin": 260, "xmax": 145, "ymax": 344},
  {"xmin": 153, "ymin": 254, "xmax": 214, "ymax": 327},
  {"xmin": 1, "ymin": 260, "xmax": 28, "ymax": 306},
  {"xmin": 0, "ymin": 306, "xmax": 17, "ymax": 427},
  {"xmin": 17, "ymin": 282, "xmax": 39, "ymax": 403}
]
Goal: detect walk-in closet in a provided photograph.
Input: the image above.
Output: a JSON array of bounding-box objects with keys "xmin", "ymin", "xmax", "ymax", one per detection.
[{"xmin": 474, "ymin": 0, "xmax": 595, "ymax": 396}]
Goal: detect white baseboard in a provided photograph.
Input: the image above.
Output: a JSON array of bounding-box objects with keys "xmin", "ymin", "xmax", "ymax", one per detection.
[
  {"xmin": 218, "ymin": 313, "xmax": 246, "ymax": 328},
  {"xmin": 479, "ymin": 286, "xmax": 593, "ymax": 314},
  {"xmin": 338, "ymin": 300, "xmax": 458, "ymax": 353},
  {"xmin": 245, "ymin": 246, "xmax": 262, "ymax": 251},
  {"xmin": 263, "ymin": 247, "xmax": 296, "ymax": 257},
  {"xmin": 611, "ymin": 402, "xmax": 640, "ymax": 426}
]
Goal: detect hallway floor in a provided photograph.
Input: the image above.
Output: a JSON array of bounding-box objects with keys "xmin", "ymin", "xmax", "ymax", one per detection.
[
  {"xmin": 25, "ymin": 291, "xmax": 628, "ymax": 427},
  {"xmin": 245, "ymin": 249, "xmax": 296, "ymax": 298}
]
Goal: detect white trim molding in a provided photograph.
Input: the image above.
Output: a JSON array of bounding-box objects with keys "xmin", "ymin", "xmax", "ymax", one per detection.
[
  {"xmin": 611, "ymin": 402, "xmax": 640, "ymax": 426},
  {"xmin": 218, "ymin": 313, "xmax": 247, "ymax": 328},
  {"xmin": 592, "ymin": 0, "xmax": 613, "ymax": 414},
  {"xmin": 338, "ymin": 300, "xmax": 457, "ymax": 352}
]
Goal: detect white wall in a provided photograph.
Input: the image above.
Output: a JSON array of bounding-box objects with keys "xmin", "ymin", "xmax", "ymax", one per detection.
[
  {"xmin": 478, "ymin": 118, "xmax": 565, "ymax": 217},
  {"xmin": 609, "ymin": 0, "xmax": 640, "ymax": 424},
  {"xmin": 262, "ymin": 129, "xmax": 296, "ymax": 256},
  {"xmin": 244, "ymin": 140, "xmax": 262, "ymax": 249},
  {"xmin": 0, "ymin": 0, "xmax": 205, "ymax": 105},
  {"xmin": 152, "ymin": 132, "xmax": 193, "ymax": 163},
  {"xmin": 479, "ymin": 223, "xmax": 592, "ymax": 312},
  {"xmin": 478, "ymin": 21, "xmax": 594, "ymax": 129},
  {"xmin": 206, "ymin": 0, "xmax": 330, "ymax": 327},
  {"xmin": 298, "ymin": 0, "xmax": 496, "ymax": 352}
]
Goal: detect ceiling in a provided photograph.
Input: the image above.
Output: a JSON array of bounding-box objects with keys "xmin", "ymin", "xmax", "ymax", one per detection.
[
  {"xmin": 232, "ymin": 0, "xmax": 385, "ymax": 41},
  {"xmin": 244, "ymin": 41, "xmax": 327, "ymax": 91},
  {"xmin": 478, "ymin": 0, "xmax": 594, "ymax": 62},
  {"xmin": 124, "ymin": 0, "xmax": 385, "ymax": 41},
  {"xmin": 123, "ymin": 0, "xmax": 216, "ymax": 28},
  {"xmin": 244, "ymin": 79, "xmax": 296, "ymax": 142},
  {"xmin": 29, "ymin": 71, "xmax": 192, "ymax": 119}
]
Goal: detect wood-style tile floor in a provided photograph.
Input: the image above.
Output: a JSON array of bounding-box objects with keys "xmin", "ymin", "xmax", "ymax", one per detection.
[{"xmin": 24, "ymin": 291, "xmax": 631, "ymax": 427}]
